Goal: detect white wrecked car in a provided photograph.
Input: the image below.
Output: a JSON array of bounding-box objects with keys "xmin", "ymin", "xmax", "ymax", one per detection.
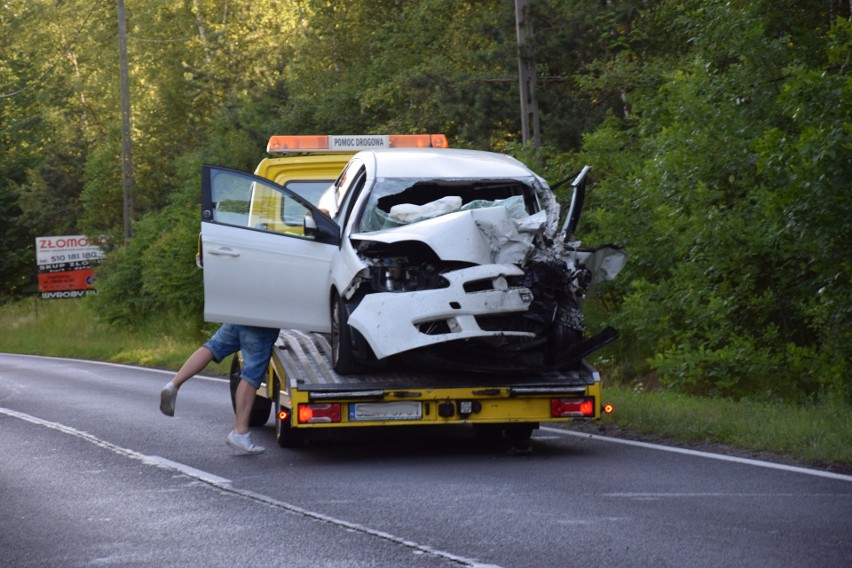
[{"xmin": 201, "ymin": 148, "xmax": 625, "ymax": 374}]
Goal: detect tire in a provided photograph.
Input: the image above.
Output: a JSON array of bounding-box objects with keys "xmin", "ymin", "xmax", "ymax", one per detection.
[
  {"xmin": 229, "ymin": 355, "xmax": 272, "ymax": 427},
  {"xmin": 273, "ymin": 375, "xmax": 303, "ymax": 448},
  {"xmin": 331, "ymin": 294, "xmax": 364, "ymax": 375}
]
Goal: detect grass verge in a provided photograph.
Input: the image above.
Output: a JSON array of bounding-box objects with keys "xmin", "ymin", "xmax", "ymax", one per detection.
[
  {"xmin": 595, "ymin": 386, "xmax": 851, "ymax": 472},
  {"xmin": 0, "ymin": 298, "xmax": 231, "ymax": 375},
  {"xmin": 1, "ymin": 298, "xmax": 849, "ymax": 472}
]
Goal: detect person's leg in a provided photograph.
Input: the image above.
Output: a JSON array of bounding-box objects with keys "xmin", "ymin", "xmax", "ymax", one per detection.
[
  {"xmin": 172, "ymin": 346, "xmax": 215, "ymax": 388},
  {"xmin": 160, "ymin": 346, "xmax": 215, "ymax": 416},
  {"xmin": 225, "ymin": 378, "xmax": 265, "ymax": 454},
  {"xmin": 161, "ymin": 325, "xmax": 239, "ymax": 417},
  {"xmin": 232, "ymin": 378, "xmax": 256, "ymax": 435},
  {"xmin": 225, "ymin": 326, "xmax": 278, "ymax": 454}
]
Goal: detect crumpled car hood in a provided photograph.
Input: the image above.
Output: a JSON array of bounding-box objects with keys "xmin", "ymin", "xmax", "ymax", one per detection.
[{"xmin": 351, "ymin": 206, "xmax": 548, "ymax": 265}]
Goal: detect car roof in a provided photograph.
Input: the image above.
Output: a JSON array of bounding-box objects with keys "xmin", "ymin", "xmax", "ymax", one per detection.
[{"xmin": 358, "ymin": 148, "xmax": 540, "ymax": 180}]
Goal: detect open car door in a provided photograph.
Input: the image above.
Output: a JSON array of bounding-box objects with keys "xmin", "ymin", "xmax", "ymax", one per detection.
[{"xmin": 200, "ymin": 165, "xmax": 340, "ymax": 332}]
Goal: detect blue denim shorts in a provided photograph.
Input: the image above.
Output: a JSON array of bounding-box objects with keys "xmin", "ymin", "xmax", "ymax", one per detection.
[{"xmin": 204, "ymin": 324, "xmax": 280, "ymax": 388}]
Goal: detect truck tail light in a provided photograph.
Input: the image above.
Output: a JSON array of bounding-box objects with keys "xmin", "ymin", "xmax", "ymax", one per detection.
[
  {"xmin": 551, "ymin": 398, "xmax": 595, "ymax": 418},
  {"xmin": 602, "ymin": 403, "xmax": 615, "ymax": 414},
  {"xmin": 297, "ymin": 403, "xmax": 342, "ymax": 424}
]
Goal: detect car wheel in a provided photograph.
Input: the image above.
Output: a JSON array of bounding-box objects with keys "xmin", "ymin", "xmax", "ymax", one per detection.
[
  {"xmin": 273, "ymin": 375, "xmax": 303, "ymax": 448},
  {"xmin": 229, "ymin": 355, "xmax": 272, "ymax": 427},
  {"xmin": 331, "ymin": 294, "xmax": 364, "ymax": 375}
]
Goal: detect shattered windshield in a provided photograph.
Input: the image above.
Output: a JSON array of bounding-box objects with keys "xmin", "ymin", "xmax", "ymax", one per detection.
[{"xmin": 357, "ymin": 176, "xmax": 543, "ymax": 232}]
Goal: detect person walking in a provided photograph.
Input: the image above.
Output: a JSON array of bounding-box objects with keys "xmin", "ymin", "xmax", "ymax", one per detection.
[{"xmin": 159, "ymin": 323, "xmax": 280, "ymax": 455}]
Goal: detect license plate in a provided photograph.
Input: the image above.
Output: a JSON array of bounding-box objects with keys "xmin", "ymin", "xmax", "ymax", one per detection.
[{"xmin": 349, "ymin": 401, "xmax": 422, "ymax": 422}]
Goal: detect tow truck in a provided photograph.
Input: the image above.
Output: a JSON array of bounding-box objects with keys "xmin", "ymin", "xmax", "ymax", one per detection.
[{"xmin": 204, "ymin": 134, "xmax": 620, "ymax": 449}]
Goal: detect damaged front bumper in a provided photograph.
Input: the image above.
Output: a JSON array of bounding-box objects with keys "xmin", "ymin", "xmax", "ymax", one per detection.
[{"xmin": 347, "ymin": 263, "xmax": 535, "ymax": 360}]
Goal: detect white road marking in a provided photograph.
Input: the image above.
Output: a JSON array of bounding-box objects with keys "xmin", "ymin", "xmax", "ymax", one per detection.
[
  {"xmin": 143, "ymin": 455, "xmax": 232, "ymax": 486},
  {"xmin": 540, "ymin": 426, "xmax": 852, "ymax": 482},
  {"xmin": 0, "ymin": 353, "xmax": 227, "ymax": 383},
  {"xmin": 603, "ymin": 492, "xmax": 846, "ymax": 498},
  {"xmin": 1, "ymin": 405, "xmax": 500, "ymax": 568}
]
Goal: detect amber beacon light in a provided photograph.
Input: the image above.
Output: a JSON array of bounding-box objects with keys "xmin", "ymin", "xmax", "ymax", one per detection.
[{"xmin": 267, "ymin": 134, "xmax": 448, "ymax": 154}]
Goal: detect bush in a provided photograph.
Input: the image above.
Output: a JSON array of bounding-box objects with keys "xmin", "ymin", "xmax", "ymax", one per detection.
[{"xmin": 579, "ymin": 11, "xmax": 851, "ymax": 403}]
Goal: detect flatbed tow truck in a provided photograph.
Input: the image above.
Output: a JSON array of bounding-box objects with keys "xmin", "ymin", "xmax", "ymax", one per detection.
[
  {"xmin": 207, "ymin": 134, "xmax": 618, "ymax": 450},
  {"xmin": 256, "ymin": 329, "xmax": 609, "ymax": 448}
]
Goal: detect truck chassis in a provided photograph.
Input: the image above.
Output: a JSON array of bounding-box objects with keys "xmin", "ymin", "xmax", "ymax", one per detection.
[{"xmin": 236, "ymin": 330, "xmax": 604, "ymax": 449}]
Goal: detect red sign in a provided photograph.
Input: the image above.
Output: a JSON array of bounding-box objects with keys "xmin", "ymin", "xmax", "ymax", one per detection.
[
  {"xmin": 37, "ymin": 269, "xmax": 97, "ymax": 291},
  {"xmin": 36, "ymin": 235, "xmax": 105, "ymax": 299}
]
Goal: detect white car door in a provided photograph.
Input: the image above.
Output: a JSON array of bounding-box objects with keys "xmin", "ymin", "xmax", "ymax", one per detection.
[{"xmin": 200, "ymin": 165, "xmax": 340, "ymax": 332}]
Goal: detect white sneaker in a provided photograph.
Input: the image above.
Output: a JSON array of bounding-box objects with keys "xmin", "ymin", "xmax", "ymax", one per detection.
[
  {"xmin": 160, "ymin": 383, "xmax": 178, "ymax": 416},
  {"xmin": 226, "ymin": 431, "xmax": 265, "ymax": 455}
]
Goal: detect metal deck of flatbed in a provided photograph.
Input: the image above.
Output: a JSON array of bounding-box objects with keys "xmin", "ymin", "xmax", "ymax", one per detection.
[{"xmin": 273, "ymin": 329, "xmax": 596, "ymax": 394}]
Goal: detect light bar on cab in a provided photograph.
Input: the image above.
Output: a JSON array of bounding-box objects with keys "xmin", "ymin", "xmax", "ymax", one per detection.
[{"xmin": 267, "ymin": 134, "xmax": 448, "ymax": 154}]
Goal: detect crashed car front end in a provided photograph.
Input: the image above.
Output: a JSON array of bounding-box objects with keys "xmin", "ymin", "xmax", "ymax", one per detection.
[{"xmin": 340, "ymin": 169, "xmax": 624, "ymax": 374}]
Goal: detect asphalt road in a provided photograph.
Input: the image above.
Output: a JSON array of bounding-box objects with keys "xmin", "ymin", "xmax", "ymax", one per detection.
[{"xmin": 1, "ymin": 353, "xmax": 850, "ymax": 568}]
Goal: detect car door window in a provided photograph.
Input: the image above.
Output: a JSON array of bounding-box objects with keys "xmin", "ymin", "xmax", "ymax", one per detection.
[
  {"xmin": 203, "ymin": 166, "xmax": 336, "ymax": 241},
  {"xmin": 283, "ymin": 180, "xmax": 335, "ymax": 218}
]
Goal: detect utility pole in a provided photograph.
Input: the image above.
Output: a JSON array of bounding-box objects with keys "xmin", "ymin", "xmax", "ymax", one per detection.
[
  {"xmin": 117, "ymin": 0, "xmax": 134, "ymax": 242},
  {"xmin": 515, "ymin": 0, "xmax": 541, "ymax": 150}
]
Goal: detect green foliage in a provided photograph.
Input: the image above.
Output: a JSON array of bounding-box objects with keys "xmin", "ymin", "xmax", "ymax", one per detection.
[
  {"xmin": 3, "ymin": 0, "xmax": 850, "ymax": 406},
  {"xmin": 280, "ymin": 0, "xmax": 521, "ymax": 145},
  {"xmin": 581, "ymin": 2, "xmax": 851, "ymax": 402},
  {"xmin": 79, "ymin": 128, "xmax": 124, "ymax": 235},
  {"xmin": 0, "ymin": 187, "xmax": 30, "ymax": 299},
  {"xmin": 91, "ymin": 161, "xmax": 204, "ymax": 328}
]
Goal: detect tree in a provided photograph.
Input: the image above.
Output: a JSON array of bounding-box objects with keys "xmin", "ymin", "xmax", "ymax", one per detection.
[
  {"xmin": 580, "ymin": 0, "xmax": 851, "ymax": 401},
  {"xmin": 0, "ymin": 0, "xmax": 114, "ymax": 298}
]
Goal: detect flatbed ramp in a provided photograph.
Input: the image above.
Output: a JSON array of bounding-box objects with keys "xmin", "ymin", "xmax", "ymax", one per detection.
[{"xmin": 273, "ymin": 329, "xmax": 597, "ymax": 397}]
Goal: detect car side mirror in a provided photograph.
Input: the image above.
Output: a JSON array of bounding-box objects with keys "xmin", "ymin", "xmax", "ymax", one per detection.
[
  {"xmin": 304, "ymin": 213, "xmax": 318, "ymax": 236},
  {"xmin": 304, "ymin": 211, "xmax": 341, "ymax": 245}
]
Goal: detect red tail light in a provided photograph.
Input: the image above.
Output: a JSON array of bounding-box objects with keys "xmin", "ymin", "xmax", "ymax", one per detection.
[
  {"xmin": 297, "ymin": 403, "xmax": 342, "ymax": 424},
  {"xmin": 551, "ymin": 398, "xmax": 596, "ymax": 417}
]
